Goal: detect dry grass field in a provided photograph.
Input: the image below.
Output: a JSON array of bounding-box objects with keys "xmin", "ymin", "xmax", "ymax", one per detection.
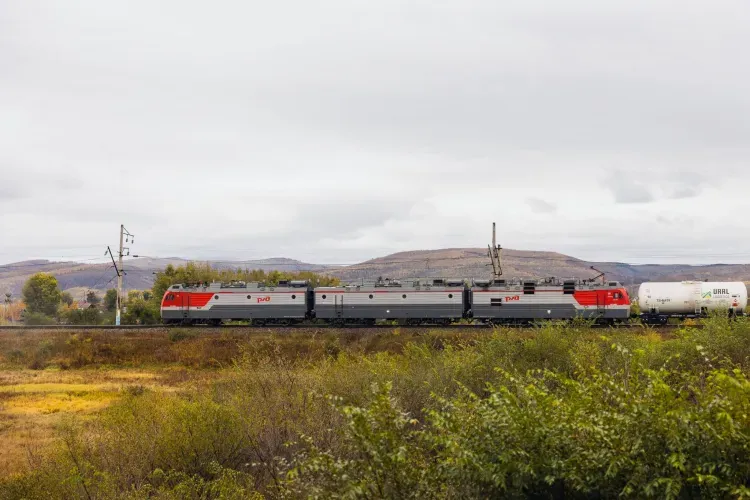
[
  {"xmin": 0, "ymin": 326, "xmax": 479, "ymax": 477},
  {"xmin": 1, "ymin": 320, "xmax": 749, "ymax": 498},
  {"xmin": 0, "ymin": 368, "xmax": 187, "ymax": 475}
]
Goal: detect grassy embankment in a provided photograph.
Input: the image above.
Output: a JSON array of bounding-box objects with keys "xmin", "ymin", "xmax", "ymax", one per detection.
[{"xmin": 1, "ymin": 318, "xmax": 749, "ymax": 499}]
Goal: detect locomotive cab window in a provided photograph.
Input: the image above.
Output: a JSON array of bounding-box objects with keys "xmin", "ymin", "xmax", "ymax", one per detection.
[
  {"xmin": 166, "ymin": 294, "xmax": 174, "ymax": 301},
  {"xmin": 613, "ymin": 292, "xmax": 621, "ymax": 299}
]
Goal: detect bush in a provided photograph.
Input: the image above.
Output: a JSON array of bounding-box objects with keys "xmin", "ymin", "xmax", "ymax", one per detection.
[
  {"xmin": 287, "ymin": 365, "xmax": 750, "ymax": 499},
  {"xmin": 23, "ymin": 312, "xmax": 56, "ymax": 326},
  {"xmin": 168, "ymin": 328, "xmax": 198, "ymax": 342},
  {"xmin": 5, "ymin": 319, "xmax": 750, "ymax": 499},
  {"xmin": 61, "ymin": 308, "xmax": 101, "ymax": 325}
]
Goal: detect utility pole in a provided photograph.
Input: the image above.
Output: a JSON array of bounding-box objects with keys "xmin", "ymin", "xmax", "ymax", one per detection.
[
  {"xmin": 488, "ymin": 222, "xmax": 503, "ymax": 278},
  {"xmin": 106, "ymin": 225, "xmax": 134, "ymax": 326}
]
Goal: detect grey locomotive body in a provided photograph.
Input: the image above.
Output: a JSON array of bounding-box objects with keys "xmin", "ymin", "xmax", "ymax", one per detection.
[
  {"xmin": 161, "ymin": 276, "xmax": 631, "ymax": 325},
  {"xmin": 470, "ymin": 278, "xmax": 631, "ymax": 323},
  {"xmin": 161, "ymin": 280, "xmax": 310, "ymax": 325},
  {"xmin": 313, "ymin": 277, "xmax": 467, "ymax": 325}
]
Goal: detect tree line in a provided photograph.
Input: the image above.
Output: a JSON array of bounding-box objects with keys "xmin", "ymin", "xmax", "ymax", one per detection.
[{"xmin": 12, "ymin": 263, "xmax": 339, "ymax": 325}]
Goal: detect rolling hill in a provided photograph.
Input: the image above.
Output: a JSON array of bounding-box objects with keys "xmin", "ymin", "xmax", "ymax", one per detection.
[
  {"xmin": 325, "ymin": 248, "xmax": 750, "ymax": 291},
  {"xmin": 2, "ymin": 250, "xmax": 750, "ymax": 299}
]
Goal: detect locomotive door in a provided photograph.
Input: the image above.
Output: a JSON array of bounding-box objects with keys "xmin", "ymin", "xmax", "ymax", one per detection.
[
  {"xmin": 181, "ymin": 293, "xmax": 190, "ymax": 320},
  {"xmin": 334, "ymin": 294, "xmax": 344, "ymax": 319},
  {"xmin": 596, "ymin": 291, "xmax": 606, "ymax": 317}
]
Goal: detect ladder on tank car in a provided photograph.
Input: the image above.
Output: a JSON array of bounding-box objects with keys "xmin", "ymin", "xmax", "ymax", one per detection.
[{"xmin": 691, "ymin": 282, "xmax": 702, "ymax": 315}]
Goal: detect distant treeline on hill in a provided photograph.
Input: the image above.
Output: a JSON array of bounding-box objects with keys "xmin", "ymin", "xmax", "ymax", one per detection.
[{"xmin": 151, "ymin": 262, "xmax": 340, "ymax": 301}]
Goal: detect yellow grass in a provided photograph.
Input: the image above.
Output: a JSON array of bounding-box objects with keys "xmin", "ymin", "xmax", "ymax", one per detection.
[
  {"xmin": 3, "ymin": 391, "xmax": 116, "ymax": 415},
  {"xmin": 0, "ymin": 367, "xmax": 214, "ymax": 476}
]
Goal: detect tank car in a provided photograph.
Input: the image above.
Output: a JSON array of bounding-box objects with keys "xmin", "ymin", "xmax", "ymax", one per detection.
[
  {"xmin": 160, "ymin": 280, "xmax": 310, "ymax": 325},
  {"xmin": 314, "ymin": 277, "xmax": 467, "ymax": 325},
  {"xmin": 638, "ymin": 281, "xmax": 748, "ymax": 324},
  {"xmin": 470, "ymin": 278, "xmax": 630, "ymax": 324}
]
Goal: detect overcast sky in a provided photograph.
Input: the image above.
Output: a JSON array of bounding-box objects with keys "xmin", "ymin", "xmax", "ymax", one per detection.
[{"xmin": 1, "ymin": 0, "xmax": 749, "ymax": 266}]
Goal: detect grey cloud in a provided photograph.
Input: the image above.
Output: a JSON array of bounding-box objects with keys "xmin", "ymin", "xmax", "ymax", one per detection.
[
  {"xmin": 605, "ymin": 171, "xmax": 654, "ymax": 204},
  {"xmin": 0, "ymin": 182, "xmax": 25, "ymax": 201},
  {"xmin": 526, "ymin": 198, "xmax": 557, "ymax": 214},
  {"xmin": 669, "ymin": 187, "xmax": 699, "ymax": 199},
  {"xmin": 1, "ymin": 0, "xmax": 749, "ymax": 265},
  {"xmin": 292, "ymin": 196, "xmax": 418, "ymax": 239}
]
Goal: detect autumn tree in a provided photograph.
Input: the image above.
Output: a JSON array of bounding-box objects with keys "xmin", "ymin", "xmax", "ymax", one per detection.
[
  {"xmin": 61, "ymin": 291, "xmax": 74, "ymax": 307},
  {"xmin": 122, "ymin": 293, "xmax": 160, "ymax": 325},
  {"xmin": 150, "ymin": 262, "xmax": 340, "ymax": 303},
  {"xmin": 104, "ymin": 289, "xmax": 117, "ymax": 312},
  {"xmin": 86, "ymin": 291, "xmax": 101, "ymax": 308},
  {"xmin": 22, "ymin": 273, "xmax": 62, "ymax": 316}
]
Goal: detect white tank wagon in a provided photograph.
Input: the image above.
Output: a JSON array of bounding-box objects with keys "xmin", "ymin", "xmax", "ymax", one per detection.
[{"xmin": 637, "ymin": 281, "xmax": 748, "ymax": 323}]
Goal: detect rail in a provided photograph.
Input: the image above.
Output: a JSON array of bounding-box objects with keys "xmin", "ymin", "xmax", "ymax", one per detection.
[{"xmin": 0, "ymin": 323, "xmax": 688, "ymax": 331}]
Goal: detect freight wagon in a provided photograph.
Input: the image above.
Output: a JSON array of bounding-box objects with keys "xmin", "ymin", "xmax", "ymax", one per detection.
[{"xmin": 637, "ymin": 281, "xmax": 747, "ymax": 324}]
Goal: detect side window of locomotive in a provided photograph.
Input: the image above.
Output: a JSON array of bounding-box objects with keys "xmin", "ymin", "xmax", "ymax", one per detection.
[
  {"xmin": 166, "ymin": 294, "xmax": 175, "ymax": 301},
  {"xmin": 613, "ymin": 292, "xmax": 621, "ymax": 299}
]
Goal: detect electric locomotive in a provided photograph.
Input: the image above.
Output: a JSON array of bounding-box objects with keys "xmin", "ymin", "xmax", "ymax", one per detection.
[
  {"xmin": 160, "ymin": 280, "xmax": 311, "ymax": 325},
  {"xmin": 315, "ymin": 277, "xmax": 467, "ymax": 325},
  {"xmin": 470, "ymin": 277, "xmax": 630, "ymax": 324},
  {"xmin": 160, "ymin": 276, "xmax": 630, "ymax": 325}
]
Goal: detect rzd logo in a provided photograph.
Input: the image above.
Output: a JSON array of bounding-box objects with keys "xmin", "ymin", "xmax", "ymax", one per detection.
[
  {"xmin": 257, "ymin": 296, "xmax": 271, "ymax": 303},
  {"xmin": 505, "ymin": 295, "xmax": 520, "ymax": 301}
]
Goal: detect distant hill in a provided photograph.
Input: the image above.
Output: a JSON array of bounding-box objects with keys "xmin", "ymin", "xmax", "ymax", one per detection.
[
  {"xmin": 323, "ymin": 248, "xmax": 750, "ymax": 292},
  {"xmin": 124, "ymin": 257, "xmax": 332, "ymax": 273},
  {"xmin": 0, "ymin": 257, "xmax": 328, "ymax": 298},
  {"xmin": 2, "ymin": 250, "xmax": 750, "ymax": 299}
]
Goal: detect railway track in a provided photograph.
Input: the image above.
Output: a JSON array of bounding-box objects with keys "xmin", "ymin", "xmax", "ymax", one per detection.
[{"xmin": 0, "ymin": 322, "xmax": 688, "ymax": 331}]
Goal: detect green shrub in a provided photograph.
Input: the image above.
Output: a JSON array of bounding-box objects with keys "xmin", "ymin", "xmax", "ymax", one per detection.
[
  {"xmin": 286, "ymin": 365, "xmax": 750, "ymax": 499},
  {"xmin": 23, "ymin": 312, "xmax": 56, "ymax": 326},
  {"xmin": 169, "ymin": 328, "xmax": 198, "ymax": 342},
  {"xmin": 5, "ymin": 319, "xmax": 750, "ymax": 499},
  {"xmin": 62, "ymin": 307, "xmax": 101, "ymax": 325}
]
